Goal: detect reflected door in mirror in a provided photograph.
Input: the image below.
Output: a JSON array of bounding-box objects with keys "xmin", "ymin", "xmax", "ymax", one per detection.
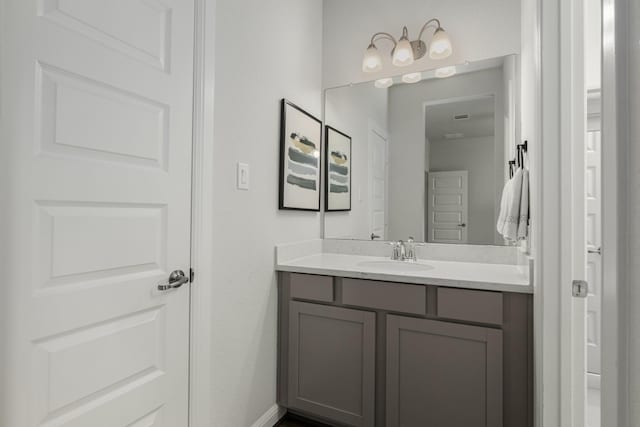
[
  {"xmin": 370, "ymin": 127, "xmax": 388, "ymax": 240},
  {"xmin": 427, "ymin": 171, "xmax": 468, "ymax": 243}
]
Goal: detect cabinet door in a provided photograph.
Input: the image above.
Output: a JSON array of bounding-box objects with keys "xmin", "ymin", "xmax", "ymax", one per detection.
[
  {"xmin": 288, "ymin": 301, "xmax": 375, "ymax": 426},
  {"xmin": 386, "ymin": 316, "xmax": 503, "ymax": 427}
]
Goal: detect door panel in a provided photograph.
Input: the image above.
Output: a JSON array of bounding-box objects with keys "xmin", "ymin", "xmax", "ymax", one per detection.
[
  {"xmin": 369, "ymin": 127, "xmax": 388, "ymax": 239},
  {"xmin": 1, "ymin": 1, "xmax": 194, "ymax": 426},
  {"xmin": 37, "ymin": 63, "xmax": 169, "ymax": 168},
  {"xmin": 586, "ymin": 121, "xmax": 602, "ymax": 375},
  {"xmin": 38, "ymin": 0, "xmax": 171, "ymax": 71},
  {"xmin": 427, "ymin": 171, "xmax": 469, "ymax": 243},
  {"xmin": 386, "ymin": 315, "xmax": 502, "ymax": 427},
  {"xmin": 288, "ymin": 302, "xmax": 375, "ymax": 427}
]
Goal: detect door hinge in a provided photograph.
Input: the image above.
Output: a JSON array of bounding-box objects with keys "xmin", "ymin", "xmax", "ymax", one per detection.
[
  {"xmin": 572, "ymin": 280, "xmax": 589, "ymax": 298},
  {"xmin": 190, "ymin": 268, "xmax": 195, "ymax": 283}
]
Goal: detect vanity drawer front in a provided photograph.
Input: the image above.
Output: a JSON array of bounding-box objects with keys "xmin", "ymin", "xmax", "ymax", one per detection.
[
  {"xmin": 436, "ymin": 287, "xmax": 503, "ymax": 325},
  {"xmin": 342, "ymin": 279, "xmax": 426, "ymax": 315},
  {"xmin": 290, "ymin": 273, "xmax": 334, "ymax": 302}
]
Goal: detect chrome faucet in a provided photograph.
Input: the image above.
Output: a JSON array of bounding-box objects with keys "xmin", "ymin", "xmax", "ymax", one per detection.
[
  {"xmin": 389, "ymin": 237, "xmax": 422, "ymax": 261},
  {"xmin": 390, "ymin": 240, "xmax": 407, "ymax": 261},
  {"xmin": 405, "ymin": 237, "xmax": 417, "ymax": 262}
]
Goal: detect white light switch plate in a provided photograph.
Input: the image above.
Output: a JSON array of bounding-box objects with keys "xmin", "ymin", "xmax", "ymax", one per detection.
[{"xmin": 237, "ymin": 162, "xmax": 249, "ymax": 190}]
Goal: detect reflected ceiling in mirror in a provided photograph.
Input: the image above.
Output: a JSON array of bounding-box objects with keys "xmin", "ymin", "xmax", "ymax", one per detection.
[{"xmin": 323, "ymin": 55, "xmax": 520, "ymax": 246}]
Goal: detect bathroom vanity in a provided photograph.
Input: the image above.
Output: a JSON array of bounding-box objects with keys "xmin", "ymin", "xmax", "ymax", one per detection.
[
  {"xmin": 276, "ymin": 250, "xmax": 533, "ymax": 427},
  {"xmin": 278, "ymin": 49, "xmax": 534, "ymax": 427}
]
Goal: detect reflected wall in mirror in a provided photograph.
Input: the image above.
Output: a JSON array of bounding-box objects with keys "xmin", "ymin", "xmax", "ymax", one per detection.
[{"xmin": 324, "ymin": 55, "xmax": 519, "ymax": 245}]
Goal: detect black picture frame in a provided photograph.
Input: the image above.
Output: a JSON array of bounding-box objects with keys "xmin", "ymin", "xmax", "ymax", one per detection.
[
  {"xmin": 279, "ymin": 99, "xmax": 323, "ymax": 211},
  {"xmin": 324, "ymin": 125, "xmax": 352, "ymax": 212}
]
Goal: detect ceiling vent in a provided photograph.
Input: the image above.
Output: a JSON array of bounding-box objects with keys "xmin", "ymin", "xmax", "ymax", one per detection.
[{"xmin": 453, "ymin": 113, "xmax": 470, "ymax": 120}]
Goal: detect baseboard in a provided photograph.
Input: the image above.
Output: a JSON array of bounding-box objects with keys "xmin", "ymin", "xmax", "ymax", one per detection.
[
  {"xmin": 250, "ymin": 404, "xmax": 287, "ymax": 427},
  {"xmin": 587, "ymin": 372, "xmax": 601, "ymax": 390}
]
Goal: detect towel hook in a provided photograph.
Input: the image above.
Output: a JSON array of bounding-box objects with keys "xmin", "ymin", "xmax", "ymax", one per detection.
[
  {"xmin": 508, "ymin": 160, "xmax": 516, "ymax": 178},
  {"xmin": 519, "ymin": 140, "xmax": 528, "ymax": 167},
  {"xmin": 515, "ymin": 140, "xmax": 528, "ymax": 169}
]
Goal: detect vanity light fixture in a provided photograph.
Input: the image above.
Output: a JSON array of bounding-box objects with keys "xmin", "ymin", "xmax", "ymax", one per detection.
[
  {"xmin": 434, "ymin": 65, "xmax": 457, "ymax": 78},
  {"xmin": 401, "ymin": 72, "xmax": 422, "ymax": 84},
  {"xmin": 362, "ymin": 18, "xmax": 453, "ymax": 73},
  {"xmin": 362, "ymin": 45, "xmax": 383, "ymax": 72},
  {"xmin": 392, "ymin": 27, "xmax": 415, "ymax": 67},
  {"xmin": 374, "ymin": 78, "xmax": 394, "ymax": 88}
]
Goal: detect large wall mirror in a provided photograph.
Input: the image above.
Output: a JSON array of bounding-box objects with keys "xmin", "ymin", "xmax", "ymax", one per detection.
[{"xmin": 324, "ymin": 55, "xmax": 520, "ymax": 245}]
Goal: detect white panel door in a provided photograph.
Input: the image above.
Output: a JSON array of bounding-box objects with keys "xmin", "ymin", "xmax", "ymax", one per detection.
[
  {"xmin": 586, "ymin": 119, "xmax": 602, "ymax": 375},
  {"xmin": 369, "ymin": 126, "xmax": 388, "ymax": 240},
  {"xmin": 1, "ymin": 1, "xmax": 194, "ymax": 426},
  {"xmin": 427, "ymin": 171, "xmax": 469, "ymax": 243}
]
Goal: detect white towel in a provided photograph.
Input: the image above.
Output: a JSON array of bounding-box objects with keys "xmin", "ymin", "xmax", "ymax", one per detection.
[
  {"xmin": 499, "ymin": 168, "xmax": 523, "ymax": 241},
  {"xmin": 517, "ymin": 169, "xmax": 530, "ymax": 239},
  {"xmin": 496, "ymin": 178, "xmax": 512, "ymax": 235}
]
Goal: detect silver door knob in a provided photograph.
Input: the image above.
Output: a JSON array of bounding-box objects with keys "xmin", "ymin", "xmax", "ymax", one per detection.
[
  {"xmin": 458, "ymin": 223, "xmax": 467, "ymax": 228},
  {"xmin": 588, "ymin": 247, "xmax": 602, "ymax": 255},
  {"xmin": 158, "ymin": 270, "xmax": 189, "ymax": 291}
]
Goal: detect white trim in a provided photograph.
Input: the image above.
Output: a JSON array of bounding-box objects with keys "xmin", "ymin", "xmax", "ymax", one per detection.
[
  {"xmin": 250, "ymin": 405, "xmax": 287, "ymax": 427},
  {"xmin": 189, "ymin": 0, "xmax": 216, "ymax": 426},
  {"xmin": 601, "ymin": 0, "xmax": 627, "ymax": 425},
  {"xmin": 559, "ymin": 0, "xmax": 587, "ymax": 425},
  {"xmin": 537, "ymin": 0, "xmax": 587, "ymax": 425},
  {"xmin": 537, "ymin": 1, "xmax": 562, "ymax": 426}
]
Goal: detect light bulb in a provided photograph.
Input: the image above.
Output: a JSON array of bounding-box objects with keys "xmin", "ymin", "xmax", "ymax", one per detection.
[
  {"xmin": 402, "ymin": 72, "xmax": 422, "ymax": 84},
  {"xmin": 429, "ymin": 28, "xmax": 453, "ymax": 59},
  {"xmin": 362, "ymin": 44, "xmax": 383, "ymax": 72},
  {"xmin": 392, "ymin": 30, "xmax": 414, "ymax": 67},
  {"xmin": 374, "ymin": 78, "xmax": 394, "ymax": 88},
  {"xmin": 435, "ymin": 66, "xmax": 456, "ymax": 78}
]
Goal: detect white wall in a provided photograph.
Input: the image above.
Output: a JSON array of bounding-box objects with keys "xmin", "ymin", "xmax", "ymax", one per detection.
[
  {"xmin": 212, "ymin": 1, "xmax": 322, "ymax": 425},
  {"xmin": 503, "ymin": 54, "xmax": 521, "ymax": 175},
  {"xmin": 324, "ymin": 84, "xmax": 388, "ymax": 240},
  {"xmin": 429, "ymin": 136, "xmax": 497, "ymax": 245},
  {"xmin": 519, "ymin": 0, "xmax": 539, "ymax": 259},
  {"xmin": 322, "ymin": 0, "xmax": 521, "ymax": 88},
  {"xmin": 387, "ymin": 68, "xmax": 505, "ymax": 241},
  {"xmin": 627, "ymin": 0, "xmax": 640, "ymax": 420},
  {"xmin": 585, "ymin": 0, "xmax": 602, "ymax": 90}
]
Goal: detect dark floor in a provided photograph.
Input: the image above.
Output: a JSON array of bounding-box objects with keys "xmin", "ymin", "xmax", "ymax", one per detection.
[{"xmin": 275, "ymin": 413, "xmax": 334, "ymax": 427}]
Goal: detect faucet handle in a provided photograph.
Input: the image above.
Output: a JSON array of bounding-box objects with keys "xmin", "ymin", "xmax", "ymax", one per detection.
[
  {"xmin": 405, "ymin": 237, "xmax": 423, "ymax": 262},
  {"xmin": 387, "ymin": 241, "xmax": 401, "ymax": 260},
  {"xmin": 407, "ymin": 237, "xmax": 426, "ymax": 246}
]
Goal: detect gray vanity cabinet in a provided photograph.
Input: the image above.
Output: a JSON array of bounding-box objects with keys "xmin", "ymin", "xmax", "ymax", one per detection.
[
  {"xmin": 278, "ymin": 272, "xmax": 533, "ymax": 427},
  {"xmin": 287, "ymin": 301, "xmax": 376, "ymax": 426},
  {"xmin": 386, "ymin": 315, "xmax": 503, "ymax": 427}
]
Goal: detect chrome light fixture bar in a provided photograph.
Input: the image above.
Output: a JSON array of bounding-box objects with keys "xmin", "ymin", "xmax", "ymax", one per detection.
[{"xmin": 362, "ymin": 18, "xmax": 453, "ymax": 73}]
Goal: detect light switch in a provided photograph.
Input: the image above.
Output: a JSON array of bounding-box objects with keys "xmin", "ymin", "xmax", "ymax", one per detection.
[{"xmin": 237, "ymin": 162, "xmax": 249, "ymax": 190}]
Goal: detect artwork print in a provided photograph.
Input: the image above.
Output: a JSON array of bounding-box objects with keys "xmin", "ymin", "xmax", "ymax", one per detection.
[
  {"xmin": 325, "ymin": 126, "xmax": 352, "ymax": 211},
  {"xmin": 279, "ymin": 99, "xmax": 322, "ymax": 211}
]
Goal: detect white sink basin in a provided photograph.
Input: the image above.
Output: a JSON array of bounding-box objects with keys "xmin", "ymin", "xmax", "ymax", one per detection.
[{"xmin": 357, "ymin": 260, "xmax": 434, "ymax": 272}]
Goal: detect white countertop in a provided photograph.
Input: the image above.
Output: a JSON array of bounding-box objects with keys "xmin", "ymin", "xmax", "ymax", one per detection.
[{"xmin": 276, "ymin": 253, "xmax": 532, "ymax": 294}]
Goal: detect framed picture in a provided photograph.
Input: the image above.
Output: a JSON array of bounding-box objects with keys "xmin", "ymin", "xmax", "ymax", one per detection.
[
  {"xmin": 279, "ymin": 99, "xmax": 323, "ymax": 211},
  {"xmin": 325, "ymin": 126, "xmax": 352, "ymax": 211}
]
